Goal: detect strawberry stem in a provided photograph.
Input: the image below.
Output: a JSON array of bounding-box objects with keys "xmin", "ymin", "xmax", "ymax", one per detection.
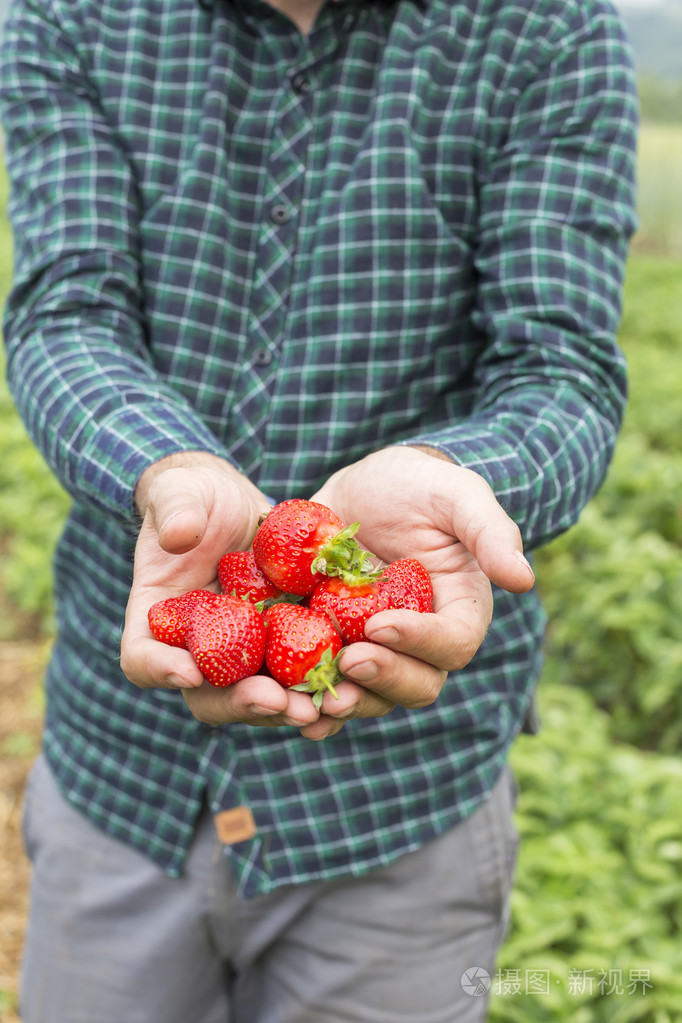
[
  {"xmin": 291, "ymin": 646, "xmax": 343, "ymax": 706},
  {"xmin": 311, "ymin": 523, "xmax": 380, "ymax": 583}
]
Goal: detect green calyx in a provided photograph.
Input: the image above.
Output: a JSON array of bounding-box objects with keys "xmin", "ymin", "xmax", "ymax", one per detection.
[
  {"xmin": 254, "ymin": 592, "xmax": 304, "ymax": 614},
  {"xmin": 311, "ymin": 523, "xmax": 382, "ymax": 584},
  {"xmin": 291, "ymin": 646, "xmax": 344, "ymax": 709}
]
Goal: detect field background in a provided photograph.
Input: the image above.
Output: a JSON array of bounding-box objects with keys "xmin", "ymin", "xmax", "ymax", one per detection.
[{"xmin": 1, "ymin": 38, "xmax": 682, "ymax": 1023}]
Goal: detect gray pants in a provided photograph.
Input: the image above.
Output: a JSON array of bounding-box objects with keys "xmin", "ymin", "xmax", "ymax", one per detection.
[{"xmin": 20, "ymin": 754, "xmax": 518, "ymax": 1023}]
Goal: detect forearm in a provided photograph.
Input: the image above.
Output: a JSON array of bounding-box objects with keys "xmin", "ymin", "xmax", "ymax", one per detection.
[
  {"xmin": 4, "ymin": 318, "xmax": 234, "ymax": 525},
  {"xmin": 404, "ymin": 7, "xmax": 636, "ymax": 550},
  {"xmin": 404, "ymin": 375, "xmax": 624, "ymax": 551},
  {"xmin": 0, "ymin": 4, "xmax": 235, "ymax": 524}
]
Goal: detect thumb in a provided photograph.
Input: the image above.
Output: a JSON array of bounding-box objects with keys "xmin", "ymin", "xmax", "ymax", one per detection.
[
  {"xmin": 145, "ymin": 467, "xmax": 212, "ymax": 555},
  {"xmin": 449, "ymin": 469, "xmax": 535, "ymax": 594}
]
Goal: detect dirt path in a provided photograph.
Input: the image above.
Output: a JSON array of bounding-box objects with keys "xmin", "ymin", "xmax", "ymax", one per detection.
[{"xmin": 0, "ymin": 642, "xmax": 46, "ymax": 1023}]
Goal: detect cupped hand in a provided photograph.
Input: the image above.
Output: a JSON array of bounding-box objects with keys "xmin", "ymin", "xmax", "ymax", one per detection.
[
  {"xmin": 119, "ymin": 453, "xmax": 323, "ymax": 731},
  {"xmin": 298, "ymin": 445, "xmax": 535, "ymax": 738}
]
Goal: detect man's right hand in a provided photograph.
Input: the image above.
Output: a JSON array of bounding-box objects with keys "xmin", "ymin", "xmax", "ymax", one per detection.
[{"xmin": 119, "ymin": 452, "xmax": 323, "ymax": 731}]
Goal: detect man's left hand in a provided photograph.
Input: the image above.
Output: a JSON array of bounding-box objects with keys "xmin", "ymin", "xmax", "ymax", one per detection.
[{"xmin": 299, "ymin": 445, "xmax": 535, "ymax": 739}]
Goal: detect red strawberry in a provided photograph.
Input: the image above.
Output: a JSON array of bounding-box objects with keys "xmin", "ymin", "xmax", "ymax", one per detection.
[
  {"xmin": 308, "ymin": 576, "xmax": 391, "ymax": 645},
  {"xmin": 148, "ymin": 589, "xmax": 221, "ymax": 649},
  {"xmin": 263, "ymin": 603, "xmax": 343, "ymax": 707},
  {"xmin": 186, "ymin": 595, "xmax": 267, "ymax": 687},
  {"xmin": 218, "ymin": 549, "xmax": 283, "ymax": 604},
  {"xmin": 382, "ymin": 558, "xmax": 434, "ymax": 613},
  {"xmin": 252, "ymin": 498, "xmax": 374, "ymax": 597}
]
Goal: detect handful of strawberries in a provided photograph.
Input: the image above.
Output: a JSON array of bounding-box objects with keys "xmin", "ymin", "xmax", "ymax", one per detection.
[{"xmin": 148, "ymin": 499, "xmax": 433, "ymax": 707}]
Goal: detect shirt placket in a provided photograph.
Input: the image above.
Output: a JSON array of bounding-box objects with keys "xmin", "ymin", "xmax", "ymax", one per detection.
[
  {"xmin": 242, "ymin": 26, "xmax": 313, "ymax": 371},
  {"xmin": 243, "ymin": 6, "xmax": 355, "ymax": 369},
  {"xmin": 206, "ymin": 11, "xmax": 364, "ymax": 886}
]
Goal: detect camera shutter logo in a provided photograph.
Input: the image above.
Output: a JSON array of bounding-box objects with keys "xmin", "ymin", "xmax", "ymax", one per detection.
[{"xmin": 461, "ymin": 967, "xmax": 492, "ymax": 997}]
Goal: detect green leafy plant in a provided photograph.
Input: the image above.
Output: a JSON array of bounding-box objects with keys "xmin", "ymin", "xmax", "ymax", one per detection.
[
  {"xmin": 490, "ymin": 683, "xmax": 682, "ymax": 1023},
  {"xmin": 633, "ymin": 123, "xmax": 682, "ymax": 257},
  {"xmin": 534, "ymin": 256, "xmax": 682, "ymax": 753},
  {"xmin": 491, "ymin": 252, "xmax": 682, "ymax": 1020},
  {"xmin": 0, "ymin": 164, "xmax": 70, "ymax": 636}
]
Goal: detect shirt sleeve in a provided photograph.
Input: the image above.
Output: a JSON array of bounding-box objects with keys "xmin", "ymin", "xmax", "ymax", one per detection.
[
  {"xmin": 402, "ymin": 3, "xmax": 638, "ymax": 551},
  {"xmin": 0, "ymin": 1, "xmax": 234, "ymax": 526}
]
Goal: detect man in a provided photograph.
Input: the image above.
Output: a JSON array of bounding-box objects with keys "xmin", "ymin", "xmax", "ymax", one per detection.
[{"xmin": 0, "ymin": 0, "xmax": 637, "ymax": 1019}]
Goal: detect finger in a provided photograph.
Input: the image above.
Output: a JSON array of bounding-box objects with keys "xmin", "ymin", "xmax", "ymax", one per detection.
[
  {"xmin": 182, "ymin": 677, "xmax": 321, "ymax": 728},
  {"xmin": 336, "ymin": 643, "xmax": 447, "ymax": 709},
  {"xmin": 363, "ymin": 604, "xmax": 491, "ymax": 672},
  {"xmin": 120, "ymin": 635, "xmax": 206, "ymax": 690},
  {"xmin": 319, "ymin": 679, "xmax": 395, "ymax": 720},
  {"xmin": 121, "ymin": 578, "xmax": 212, "ymax": 690},
  {"xmin": 298, "ymin": 717, "xmax": 347, "ymax": 742},
  {"xmin": 298, "ymin": 681, "xmax": 395, "ymax": 739},
  {"xmin": 145, "ymin": 468, "xmax": 212, "ymax": 554},
  {"xmin": 447, "ymin": 467, "xmax": 535, "ymax": 594}
]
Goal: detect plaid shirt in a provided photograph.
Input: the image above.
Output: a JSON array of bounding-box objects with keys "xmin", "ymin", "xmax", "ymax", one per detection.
[{"xmin": 0, "ymin": 0, "xmax": 637, "ymax": 895}]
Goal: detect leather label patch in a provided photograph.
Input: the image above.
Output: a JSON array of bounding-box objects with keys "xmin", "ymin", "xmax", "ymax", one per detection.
[{"xmin": 214, "ymin": 806, "xmax": 257, "ymax": 845}]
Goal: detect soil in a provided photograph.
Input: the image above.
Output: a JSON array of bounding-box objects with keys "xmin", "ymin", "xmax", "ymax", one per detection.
[{"xmin": 0, "ymin": 641, "xmax": 46, "ymax": 1023}]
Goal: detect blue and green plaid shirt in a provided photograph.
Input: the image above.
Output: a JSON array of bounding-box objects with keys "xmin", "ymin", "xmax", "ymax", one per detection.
[{"xmin": 1, "ymin": 0, "xmax": 637, "ymax": 895}]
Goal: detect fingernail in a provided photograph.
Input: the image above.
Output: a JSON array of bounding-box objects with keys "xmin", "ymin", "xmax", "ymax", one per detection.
[
  {"xmin": 340, "ymin": 659, "xmax": 378, "ymax": 682},
  {"xmin": 513, "ymin": 549, "xmax": 535, "ymax": 580},
  {"xmin": 166, "ymin": 674, "xmax": 196, "ymax": 690},
  {"xmin": 283, "ymin": 715, "xmax": 312, "ymax": 727},
  {"xmin": 158, "ymin": 508, "xmax": 191, "ymax": 534},
  {"xmin": 365, "ymin": 626, "xmax": 400, "ymax": 645},
  {"xmin": 248, "ymin": 704, "xmax": 280, "ymax": 717}
]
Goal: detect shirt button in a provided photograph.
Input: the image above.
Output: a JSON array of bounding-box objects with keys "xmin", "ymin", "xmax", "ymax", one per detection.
[
  {"xmin": 291, "ymin": 72, "xmax": 311, "ymax": 95},
  {"xmin": 254, "ymin": 348, "xmax": 272, "ymax": 366},
  {"xmin": 270, "ymin": 204, "xmax": 291, "ymax": 225}
]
